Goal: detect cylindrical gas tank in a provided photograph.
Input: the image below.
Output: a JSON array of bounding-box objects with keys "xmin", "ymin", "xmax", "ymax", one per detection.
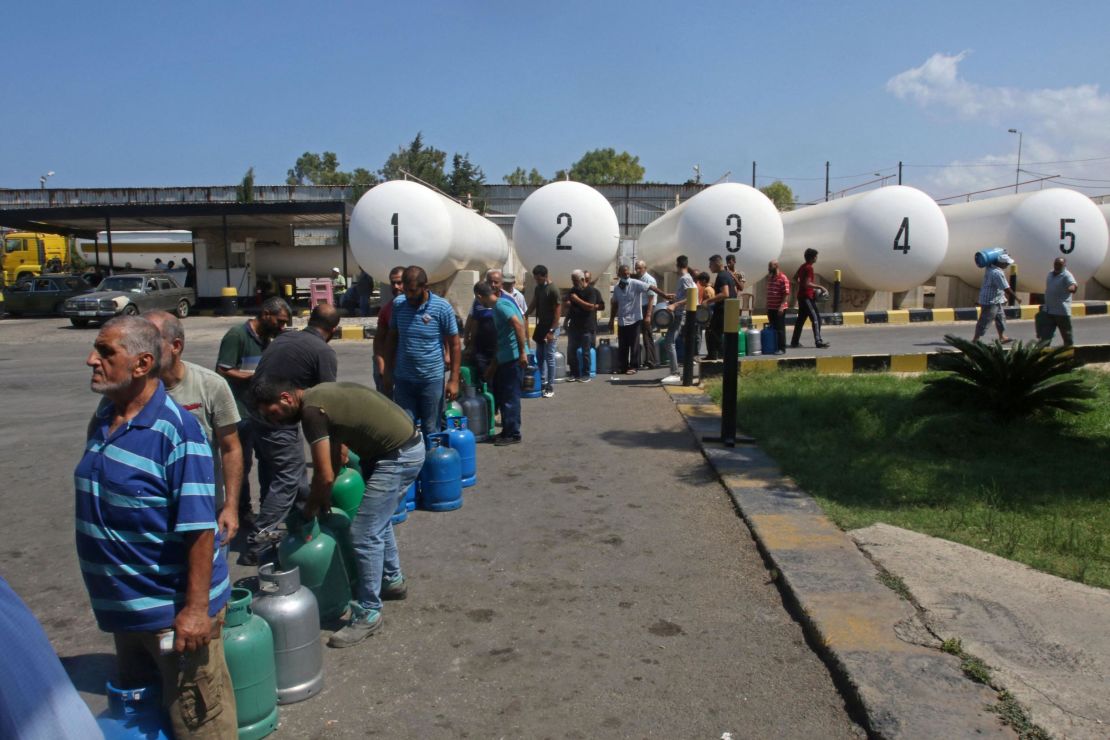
[
  {"xmin": 277, "ymin": 515, "xmax": 351, "ymax": 622},
  {"xmin": 596, "ymin": 338, "xmax": 614, "ymax": 374},
  {"xmin": 330, "ymin": 467, "xmax": 364, "ymax": 520},
  {"xmin": 391, "ymin": 493, "xmax": 408, "ymax": 525},
  {"xmin": 554, "ymin": 350, "xmax": 567, "ymax": 382},
  {"xmin": 319, "ymin": 509, "xmax": 357, "ymax": 589},
  {"xmin": 638, "ymin": 183, "xmax": 784, "ymax": 277},
  {"xmin": 522, "ymin": 353, "xmax": 542, "ymax": 398},
  {"xmin": 1091, "ymin": 203, "xmax": 1110, "ymax": 287},
  {"xmin": 575, "ymin": 346, "xmax": 597, "ymax": 377},
  {"xmin": 444, "ymin": 399, "xmax": 464, "ymax": 421},
  {"xmin": 253, "ymin": 564, "xmax": 323, "ymax": 705},
  {"xmin": 418, "ymin": 433, "xmax": 462, "ymax": 512},
  {"xmin": 350, "ymin": 180, "xmax": 509, "ymax": 284},
  {"xmin": 404, "ymin": 479, "xmax": 417, "ymax": 511},
  {"xmin": 478, "ymin": 383, "xmax": 496, "ymax": 437},
  {"xmin": 223, "ymin": 588, "xmax": 279, "ymax": 740},
  {"xmin": 745, "ymin": 327, "xmax": 761, "ymax": 355},
  {"xmin": 446, "ymin": 416, "xmax": 477, "ymax": 487},
  {"xmin": 97, "ymin": 683, "xmax": 171, "ymax": 740},
  {"xmin": 781, "ymin": 185, "xmax": 948, "ymax": 291},
  {"xmin": 940, "ymin": 190, "xmax": 1108, "ymax": 286},
  {"xmin": 760, "ymin": 324, "xmax": 777, "ymax": 354},
  {"xmin": 460, "ymin": 385, "xmax": 489, "ymax": 443},
  {"xmin": 513, "ymin": 181, "xmax": 620, "ymax": 289}
]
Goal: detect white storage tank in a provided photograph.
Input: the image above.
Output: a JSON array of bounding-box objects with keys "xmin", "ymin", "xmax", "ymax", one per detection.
[
  {"xmin": 939, "ymin": 190, "xmax": 1108, "ymax": 286},
  {"xmin": 781, "ymin": 185, "xmax": 948, "ymax": 292},
  {"xmin": 349, "ymin": 180, "xmax": 508, "ymax": 284},
  {"xmin": 637, "ymin": 183, "xmax": 783, "ymax": 277},
  {"xmin": 512, "ymin": 181, "xmax": 620, "ymax": 288},
  {"xmin": 78, "ymin": 231, "xmax": 193, "ymax": 270},
  {"xmin": 1096, "ymin": 203, "xmax": 1110, "ymax": 287}
]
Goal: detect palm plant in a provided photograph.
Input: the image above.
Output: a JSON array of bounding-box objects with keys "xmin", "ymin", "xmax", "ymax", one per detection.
[{"xmin": 918, "ymin": 335, "xmax": 1096, "ymax": 419}]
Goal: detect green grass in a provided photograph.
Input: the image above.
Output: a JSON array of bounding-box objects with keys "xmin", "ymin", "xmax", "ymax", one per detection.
[{"xmin": 705, "ymin": 370, "xmax": 1110, "ymax": 588}]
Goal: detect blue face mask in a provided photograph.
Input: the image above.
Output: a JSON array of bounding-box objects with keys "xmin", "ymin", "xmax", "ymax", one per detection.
[{"xmin": 619, "ymin": 278, "xmax": 629, "ymax": 287}]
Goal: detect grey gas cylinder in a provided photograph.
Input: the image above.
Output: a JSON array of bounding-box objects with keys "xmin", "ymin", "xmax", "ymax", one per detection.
[
  {"xmin": 596, "ymin": 338, "xmax": 613, "ymax": 374},
  {"xmin": 253, "ymin": 563, "xmax": 324, "ymax": 705},
  {"xmin": 745, "ymin": 327, "xmax": 761, "ymax": 356},
  {"xmin": 554, "ymin": 350, "xmax": 567, "ymax": 382}
]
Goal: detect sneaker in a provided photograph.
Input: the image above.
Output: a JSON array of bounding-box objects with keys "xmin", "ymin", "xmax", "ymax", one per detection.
[
  {"xmin": 236, "ymin": 550, "xmax": 259, "ymax": 567},
  {"xmin": 542, "ymin": 387, "xmax": 554, "ymax": 398},
  {"xmin": 381, "ymin": 575, "xmax": 408, "ymax": 601},
  {"xmin": 494, "ymin": 435, "xmax": 522, "ymax": 446},
  {"xmin": 815, "ymin": 342, "xmax": 830, "ymax": 349},
  {"xmin": 774, "ymin": 349, "xmax": 786, "ymax": 355},
  {"xmin": 661, "ymin": 374, "xmax": 682, "ymax": 385},
  {"xmin": 566, "ymin": 376, "xmax": 578, "ymax": 382},
  {"xmin": 788, "ymin": 343, "xmax": 801, "ymax": 349},
  {"xmin": 328, "ymin": 604, "xmax": 382, "ymax": 648},
  {"xmin": 579, "ymin": 376, "xmax": 592, "ymax": 383}
]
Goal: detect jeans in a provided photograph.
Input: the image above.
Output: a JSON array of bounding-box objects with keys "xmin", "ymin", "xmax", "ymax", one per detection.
[
  {"xmin": 790, "ymin": 296, "xmax": 824, "ymax": 346},
  {"xmin": 617, "ymin": 323, "xmax": 639, "ymax": 372},
  {"xmin": 664, "ymin": 310, "xmax": 685, "ymax": 374},
  {"xmin": 534, "ymin": 327, "xmax": 559, "ymax": 389},
  {"xmin": 973, "ymin": 303, "xmax": 1007, "ymax": 341},
  {"xmin": 566, "ymin": 328, "xmax": 595, "ymax": 378},
  {"xmin": 767, "ymin": 308, "xmax": 787, "ymax": 352},
  {"xmin": 393, "ymin": 377, "xmax": 444, "ymax": 438},
  {"xmin": 350, "ymin": 434, "xmax": 424, "ymax": 612},
  {"xmin": 493, "ymin": 361, "xmax": 523, "ymax": 439},
  {"xmin": 639, "ymin": 315, "xmax": 658, "ymax": 367},
  {"xmin": 251, "ymin": 420, "xmax": 309, "ymax": 547}
]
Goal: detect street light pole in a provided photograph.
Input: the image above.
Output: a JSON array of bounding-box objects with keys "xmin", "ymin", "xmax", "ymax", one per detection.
[
  {"xmin": 39, "ymin": 170, "xmax": 55, "ymax": 189},
  {"xmin": 1007, "ymin": 129, "xmax": 1022, "ymax": 193}
]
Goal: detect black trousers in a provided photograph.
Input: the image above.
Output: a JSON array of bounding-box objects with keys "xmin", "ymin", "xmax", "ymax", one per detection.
[
  {"xmin": 790, "ymin": 297, "xmax": 823, "ymax": 346},
  {"xmin": 617, "ymin": 323, "xmax": 639, "ymax": 372},
  {"xmin": 706, "ymin": 312, "xmax": 724, "ymax": 359},
  {"xmin": 767, "ymin": 308, "xmax": 787, "ymax": 352},
  {"xmin": 639, "ymin": 317, "xmax": 658, "ymax": 367}
]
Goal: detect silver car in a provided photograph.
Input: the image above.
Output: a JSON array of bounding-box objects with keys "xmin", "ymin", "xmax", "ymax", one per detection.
[{"xmin": 63, "ymin": 273, "xmax": 196, "ymax": 327}]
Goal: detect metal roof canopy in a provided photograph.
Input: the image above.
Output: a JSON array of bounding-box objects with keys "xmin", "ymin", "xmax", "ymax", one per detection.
[{"xmin": 0, "ymin": 200, "xmax": 350, "ymax": 239}]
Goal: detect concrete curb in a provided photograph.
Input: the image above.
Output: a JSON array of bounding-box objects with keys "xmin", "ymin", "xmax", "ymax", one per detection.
[
  {"xmin": 663, "ymin": 384, "xmax": 1013, "ymax": 738},
  {"xmin": 785, "ymin": 300, "xmax": 1110, "ymax": 328}
]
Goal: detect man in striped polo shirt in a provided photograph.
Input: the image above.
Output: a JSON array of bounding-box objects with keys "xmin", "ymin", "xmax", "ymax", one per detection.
[{"xmin": 75, "ymin": 316, "xmax": 235, "ymax": 738}]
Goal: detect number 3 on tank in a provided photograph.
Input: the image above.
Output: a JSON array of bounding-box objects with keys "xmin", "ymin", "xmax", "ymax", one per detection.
[
  {"xmin": 893, "ymin": 217, "xmax": 910, "ymax": 255},
  {"xmin": 391, "ymin": 213, "xmax": 399, "ymax": 250},
  {"xmin": 725, "ymin": 214, "xmax": 741, "ymax": 253},
  {"xmin": 555, "ymin": 212, "xmax": 572, "ymax": 250}
]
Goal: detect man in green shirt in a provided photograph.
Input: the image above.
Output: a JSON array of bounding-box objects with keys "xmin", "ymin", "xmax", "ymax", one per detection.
[{"xmin": 253, "ymin": 380, "xmax": 424, "ymax": 649}]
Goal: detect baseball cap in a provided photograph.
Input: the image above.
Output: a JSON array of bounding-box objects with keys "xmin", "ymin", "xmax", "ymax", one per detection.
[
  {"xmin": 996, "ymin": 254, "xmax": 1014, "ymax": 266},
  {"xmin": 502, "ymin": 272, "xmax": 516, "ymax": 283}
]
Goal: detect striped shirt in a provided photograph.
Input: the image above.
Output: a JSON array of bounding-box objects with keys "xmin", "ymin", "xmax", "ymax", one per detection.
[
  {"xmin": 765, "ymin": 271, "xmax": 791, "ymax": 311},
  {"xmin": 75, "ymin": 382, "xmax": 229, "ymax": 632},
  {"xmin": 978, "ymin": 266, "xmax": 1009, "ymax": 305},
  {"xmin": 389, "ymin": 293, "xmax": 459, "ymax": 381}
]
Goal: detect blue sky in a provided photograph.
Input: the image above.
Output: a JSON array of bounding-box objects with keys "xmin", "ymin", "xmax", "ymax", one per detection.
[{"xmin": 4, "ymin": 1, "xmax": 1109, "ymax": 203}]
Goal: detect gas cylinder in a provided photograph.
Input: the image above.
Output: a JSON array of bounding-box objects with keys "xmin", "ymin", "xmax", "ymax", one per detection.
[
  {"xmin": 974, "ymin": 247, "xmax": 1007, "ymax": 268},
  {"xmin": 575, "ymin": 346, "xmax": 597, "ymax": 378},
  {"xmin": 522, "ymin": 354, "xmax": 542, "ymax": 399},
  {"xmin": 391, "ymin": 493, "xmax": 408, "ymax": 524},
  {"xmin": 319, "ymin": 509, "xmax": 358, "ymax": 590},
  {"xmin": 459, "ymin": 364, "xmax": 474, "ymax": 392},
  {"xmin": 97, "ymin": 683, "xmax": 171, "ymax": 739},
  {"xmin": 596, "ymin": 339, "xmax": 613, "ymax": 374},
  {"xmin": 404, "ymin": 479, "xmax": 417, "ymax": 511},
  {"xmin": 460, "ymin": 385, "xmax": 489, "ymax": 443},
  {"xmin": 479, "ymin": 383, "xmax": 496, "ymax": 436},
  {"xmin": 554, "ymin": 350, "xmax": 567, "ymax": 382},
  {"xmin": 418, "ymin": 433, "xmax": 462, "ymax": 511},
  {"xmin": 745, "ymin": 327, "xmax": 761, "ymax": 355},
  {"xmin": 278, "ymin": 514, "xmax": 351, "ymax": 622},
  {"xmin": 252, "ymin": 564, "xmax": 324, "ymax": 705},
  {"xmin": 222, "ymin": 588, "xmax": 279, "ymax": 740},
  {"xmin": 446, "ymin": 416, "xmax": 477, "ymax": 487},
  {"xmin": 760, "ymin": 324, "xmax": 777, "ymax": 354},
  {"xmin": 444, "ymin": 400, "xmax": 464, "ymax": 420},
  {"xmin": 330, "ymin": 467, "xmax": 364, "ymax": 520},
  {"xmin": 344, "ymin": 450, "xmax": 361, "ymax": 470},
  {"xmin": 737, "ymin": 328, "xmax": 746, "ymax": 356}
]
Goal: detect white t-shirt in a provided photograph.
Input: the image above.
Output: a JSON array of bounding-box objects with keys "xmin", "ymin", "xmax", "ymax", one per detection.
[{"xmin": 165, "ymin": 361, "xmax": 241, "ymax": 507}]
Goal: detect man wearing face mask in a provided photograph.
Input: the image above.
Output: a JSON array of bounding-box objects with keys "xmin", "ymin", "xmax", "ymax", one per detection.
[
  {"xmin": 608, "ymin": 264, "xmax": 669, "ymax": 375},
  {"xmin": 243, "ymin": 303, "xmax": 341, "ymax": 565}
]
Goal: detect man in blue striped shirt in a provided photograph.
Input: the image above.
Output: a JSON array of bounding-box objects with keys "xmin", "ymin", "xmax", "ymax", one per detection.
[{"xmin": 75, "ymin": 315, "xmax": 236, "ymax": 738}]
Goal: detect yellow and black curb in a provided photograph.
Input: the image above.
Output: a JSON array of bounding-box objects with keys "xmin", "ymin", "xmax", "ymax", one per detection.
[
  {"xmin": 797, "ymin": 300, "xmax": 1110, "ymax": 328},
  {"xmin": 663, "ymin": 384, "xmax": 1009, "ymax": 737}
]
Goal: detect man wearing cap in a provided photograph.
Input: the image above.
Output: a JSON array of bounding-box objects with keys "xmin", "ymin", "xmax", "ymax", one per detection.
[
  {"xmin": 973, "ymin": 252, "xmax": 1018, "ymax": 343},
  {"xmin": 502, "ymin": 272, "xmax": 527, "ymax": 314},
  {"xmin": 331, "ymin": 267, "xmax": 347, "ymax": 305}
]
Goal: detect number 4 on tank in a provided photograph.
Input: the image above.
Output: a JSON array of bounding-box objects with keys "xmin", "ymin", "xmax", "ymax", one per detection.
[
  {"xmin": 893, "ymin": 217, "xmax": 910, "ymax": 254},
  {"xmin": 555, "ymin": 212, "xmax": 572, "ymax": 250}
]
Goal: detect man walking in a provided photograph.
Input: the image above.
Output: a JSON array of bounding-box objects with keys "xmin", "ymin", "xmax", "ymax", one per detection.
[
  {"xmin": 565, "ymin": 269, "xmax": 604, "ymax": 382},
  {"xmin": 476, "ymin": 282, "xmax": 528, "ymax": 445},
  {"xmin": 147, "ymin": 310, "xmax": 244, "ymax": 550},
  {"xmin": 634, "ymin": 260, "xmax": 658, "ymax": 369},
  {"xmin": 972, "ymin": 253, "xmax": 1018, "ymax": 343},
  {"xmin": 76, "ymin": 316, "xmax": 236, "ymax": 738},
  {"xmin": 216, "ymin": 296, "xmax": 291, "ymax": 528},
  {"xmin": 704, "ymin": 255, "xmax": 737, "ymax": 359},
  {"xmin": 662, "ymin": 255, "xmax": 696, "ymax": 384},
  {"xmin": 789, "ymin": 248, "xmax": 830, "ymax": 349},
  {"xmin": 765, "ymin": 260, "xmax": 791, "ymax": 355},
  {"xmin": 608, "ymin": 264, "xmax": 666, "ymax": 374},
  {"xmin": 245, "ymin": 303, "xmax": 340, "ymax": 565},
  {"xmin": 525, "ymin": 264, "xmax": 561, "ymax": 398},
  {"xmin": 253, "ymin": 379, "xmax": 424, "ymax": 647},
  {"xmin": 1038, "ymin": 257, "xmax": 1077, "ymax": 346},
  {"xmin": 383, "ymin": 266, "xmax": 461, "ymax": 436}
]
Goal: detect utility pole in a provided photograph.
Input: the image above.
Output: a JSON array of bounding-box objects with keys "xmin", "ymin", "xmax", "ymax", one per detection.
[
  {"xmin": 751, "ymin": 161, "xmax": 756, "ymax": 188},
  {"xmin": 824, "ymin": 161, "xmax": 830, "ymax": 202},
  {"xmin": 898, "ymin": 161, "xmax": 903, "ymax": 185}
]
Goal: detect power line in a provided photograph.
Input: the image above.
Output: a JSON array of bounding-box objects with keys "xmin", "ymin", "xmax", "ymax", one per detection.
[{"xmin": 905, "ymin": 153, "xmax": 1110, "ymax": 168}]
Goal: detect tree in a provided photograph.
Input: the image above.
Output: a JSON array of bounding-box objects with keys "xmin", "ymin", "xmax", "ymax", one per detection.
[
  {"xmin": 502, "ymin": 167, "xmax": 547, "ymax": 186},
  {"xmin": 378, "ymin": 132, "xmax": 448, "ymax": 191},
  {"xmin": 285, "ymin": 151, "xmax": 380, "ymax": 192},
  {"xmin": 348, "ymin": 167, "xmax": 377, "ymax": 203},
  {"xmin": 559, "ymin": 148, "xmax": 645, "ymax": 185},
  {"xmin": 445, "ymin": 152, "xmax": 486, "ymax": 203},
  {"xmin": 760, "ymin": 181, "xmax": 795, "ymax": 211},
  {"xmin": 236, "ymin": 167, "xmax": 255, "ymax": 203}
]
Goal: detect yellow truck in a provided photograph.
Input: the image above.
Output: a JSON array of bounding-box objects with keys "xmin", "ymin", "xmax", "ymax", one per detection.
[{"xmin": 2, "ymin": 232, "xmax": 70, "ymax": 285}]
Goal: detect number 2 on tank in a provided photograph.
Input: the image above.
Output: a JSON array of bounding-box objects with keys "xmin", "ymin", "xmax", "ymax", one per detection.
[{"xmin": 555, "ymin": 212, "xmax": 572, "ymax": 250}]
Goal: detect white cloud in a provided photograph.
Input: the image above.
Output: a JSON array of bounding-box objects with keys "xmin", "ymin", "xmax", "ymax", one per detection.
[{"xmin": 887, "ymin": 52, "xmax": 1110, "ymax": 199}]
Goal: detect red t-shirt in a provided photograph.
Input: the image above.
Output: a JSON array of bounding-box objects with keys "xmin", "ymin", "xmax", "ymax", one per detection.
[
  {"xmin": 794, "ymin": 263, "xmax": 815, "ymax": 300},
  {"xmin": 766, "ymin": 272, "xmax": 791, "ymax": 310}
]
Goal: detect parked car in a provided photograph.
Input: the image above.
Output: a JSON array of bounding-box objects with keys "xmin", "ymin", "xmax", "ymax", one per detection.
[
  {"xmin": 62, "ymin": 273, "xmax": 195, "ymax": 327},
  {"xmin": 2, "ymin": 275, "xmax": 94, "ymax": 317}
]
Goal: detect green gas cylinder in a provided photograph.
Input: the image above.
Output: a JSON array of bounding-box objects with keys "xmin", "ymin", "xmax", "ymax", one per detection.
[
  {"xmin": 479, "ymin": 382, "xmax": 496, "ymax": 436},
  {"xmin": 345, "ymin": 449, "xmax": 361, "ymax": 470},
  {"xmin": 278, "ymin": 514, "xmax": 351, "ymax": 622},
  {"xmin": 444, "ymin": 400, "xmax": 464, "ymax": 420},
  {"xmin": 320, "ymin": 509, "xmax": 358, "ymax": 589},
  {"xmin": 330, "ymin": 467, "xmax": 364, "ymax": 520},
  {"xmin": 223, "ymin": 588, "xmax": 279, "ymax": 740}
]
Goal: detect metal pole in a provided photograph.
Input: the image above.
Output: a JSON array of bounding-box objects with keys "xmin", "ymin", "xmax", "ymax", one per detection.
[
  {"xmin": 341, "ymin": 207, "xmax": 349, "ymax": 286},
  {"xmin": 1015, "ymin": 132, "xmax": 1023, "ymax": 194},
  {"xmin": 105, "ymin": 216, "xmax": 114, "ymax": 273},
  {"xmin": 681, "ymin": 287, "xmax": 697, "ymax": 386},
  {"xmin": 898, "ymin": 161, "xmax": 903, "ymax": 185},
  {"xmin": 751, "ymin": 161, "xmax": 756, "ymax": 188},
  {"xmin": 222, "ymin": 214, "xmax": 231, "ymax": 287},
  {"xmin": 93, "ymin": 235, "xmax": 100, "ymax": 269},
  {"xmin": 824, "ymin": 161, "xmax": 830, "ymax": 202},
  {"xmin": 832, "ymin": 269, "xmax": 842, "ymax": 313}
]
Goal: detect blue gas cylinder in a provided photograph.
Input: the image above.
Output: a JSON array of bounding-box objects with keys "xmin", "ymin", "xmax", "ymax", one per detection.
[
  {"xmin": 522, "ymin": 353, "xmax": 542, "ymax": 399},
  {"xmin": 390, "ymin": 493, "xmax": 408, "ymax": 524},
  {"xmin": 760, "ymin": 324, "xmax": 777, "ymax": 354},
  {"xmin": 98, "ymin": 683, "xmax": 171, "ymax": 739},
  {"xmin": 418, "ymin": 433, "xmax": 462, "ymax": 511},
  {"xmin": 446, "ymin": 416, "xmax": 477, "ymax": 487},
  {"xmin": 404, "ymin": 479, "xmax": 417, "ymax": 510},
  {"xmin": 974, "ymin": 247, "xmax": 1006, "ymax": 268}
]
